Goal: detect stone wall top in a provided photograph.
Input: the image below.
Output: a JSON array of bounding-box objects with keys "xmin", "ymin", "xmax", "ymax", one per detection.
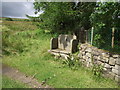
[{"xmin": 79, "ymin": 44, "xmax": 120, "ymax": 57}]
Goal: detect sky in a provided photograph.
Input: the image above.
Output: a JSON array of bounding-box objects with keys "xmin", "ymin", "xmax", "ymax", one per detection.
[{"xmin": 1, "ymin": 2, "xmax": 42, "ymax": 19}]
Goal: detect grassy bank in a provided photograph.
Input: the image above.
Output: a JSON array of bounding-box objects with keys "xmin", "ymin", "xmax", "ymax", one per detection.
[{"xmin": 2, "ymin": 20, "xmax": 119, "ymax": 88}]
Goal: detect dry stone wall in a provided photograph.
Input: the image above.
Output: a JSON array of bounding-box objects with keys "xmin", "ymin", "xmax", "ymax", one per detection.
[{"xmin": 78, "ymin": 44, "xmax": 120, "ymax": 83}]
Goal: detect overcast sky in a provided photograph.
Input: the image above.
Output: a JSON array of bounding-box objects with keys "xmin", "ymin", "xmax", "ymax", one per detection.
[{"xmin": 2, "ymin": 2, "xmax": 42, "ymax": 19}]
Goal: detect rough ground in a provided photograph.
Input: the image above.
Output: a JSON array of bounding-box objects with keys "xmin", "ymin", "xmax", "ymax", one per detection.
[{"xmin": 2, "ymin": 64, "xmax": 52, "ymax": 88}]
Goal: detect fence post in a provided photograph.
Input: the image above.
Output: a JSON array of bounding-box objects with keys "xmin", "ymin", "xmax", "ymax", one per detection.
[
  {"xmin": 91, "ymin": 27, "xmax": 94, "ymax": 45},
  {"xmin": 85, "ymin": 30, "xmax": 88, "ymax": 43},
  {"xmin": 112, "ymin": 27, "xmax": 115, "ymax": 48}
]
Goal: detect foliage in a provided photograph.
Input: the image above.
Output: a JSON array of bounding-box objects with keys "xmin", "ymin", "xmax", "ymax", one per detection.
[
  {"xmin": 62, "ymin": 54, "xmax": 81, "ymax": 70},
  {"xmin": 26, "ymin": 14, "xmax": 42, "ymax": 22},
  {"xmin": 90, "ymin": 2, "xmax": 120, "ymax": 51},
  {"xmin": 93, "ymin": 34, "xmax": 105, "ymax": 48},
  {"xmin": 91, "ymin": 54, "xmax": 103, "ymax": 77},
  {"xmin": 33, "ymin": 2, "xmax": 96, "ymax": 33},
  {"xmin": 92, "ymin": 64, "xmax": 103, "ymax": 77}
]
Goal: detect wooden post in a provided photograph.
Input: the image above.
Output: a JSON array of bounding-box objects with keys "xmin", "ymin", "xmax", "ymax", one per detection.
[
  {"xmin": 85, "ymin": 30, "xmax": 88, "ymax": 43},
  {"xmin": 112, "ymin": 27, "xmax": 115, "ymax": 48},
  {"xmin": 91, "ymin": 27, "xmax": 94, "ymax": 45}
]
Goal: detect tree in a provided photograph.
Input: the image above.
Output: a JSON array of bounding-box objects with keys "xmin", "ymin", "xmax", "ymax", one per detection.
[
  {"xmin": 33, "ymin": 2, "xmax": 96, "ymax": 33},
  {"xmin": 26, "ymin": 14, "xmax": 42, "ymax": 22},
  {"xmin": 5, "ymin": 17, "xmax": 13, "ymax": 21},
  {"xmin": 90, "ymin": 2, "xmax": 120, "ymax": 49}
]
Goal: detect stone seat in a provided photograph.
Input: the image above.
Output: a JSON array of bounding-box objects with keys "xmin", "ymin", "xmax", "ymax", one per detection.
[{"xmin": 48, "ymin": 34, "xmax": 78, "ymax": 59}]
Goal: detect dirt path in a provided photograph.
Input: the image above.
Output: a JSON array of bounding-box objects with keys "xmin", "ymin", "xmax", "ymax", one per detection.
[{"xmin": 2, "ymin": 64, "xmax": 52, "ymax": 88}]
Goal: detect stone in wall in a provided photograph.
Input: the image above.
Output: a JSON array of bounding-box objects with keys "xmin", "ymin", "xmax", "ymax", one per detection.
[
  {"xmin": 87, "ymin": 58, "xmax": 92, "ymax": 63},
  {"xmin": 86, "ymin": 53, "xmax": 91, "ymax": 58},
  {"xmin": 85, "ymin": 48, "xmax": 92, "ymax": 53},
  {"xmin": 93, "ymin": 55, "xmax": 98, "ymax": 60},
  {"xmin": 83, "ymin": 55, "xmax": 87, "ymax": 60},
  {"xmin": 112, "ymin": 68, "xmax": 118, "ymax": 75},
  {"xmin": 97, "ymin": 60, "xmax": 103, "ymax": 65},
  {"xmin": 109, "ymin": 72, "xmax": 116, "ymax": 79},
  {"xmin": 103, "ymin": 67, "xmax": 111, "ymax": 74},
  {"xmin": 102, "ymin": 56, "xmax": 109, "ymax": 63},
  {"xmin": 115, "ymin": 64, "xmax": 120, "ymax": 70},
  {"xmin": 112, "ymin": 54, "xmax": 119, "ymax": 58},
  {"xmin": 100, "ymin": 58, "xmax": 108, "ymax": 63},
  {"xmin": 109, "ymin": 57, "xmax": 116, "ymax": 66},
  {"xmin": 97, "ymin": 56, "xmax": 101, "ymax": 61},
  {"xmin": 116, "ymin": 58, "xmax": 120, "ymax": 65},
  {"xmin": 114, "ymin": 65, "xmax": 120, "ymax": 76},
  {"xmin": 102, "ymin": 53, "xmax": 110, "ymax": 58},
  {"xmin": 115, "ymin": 75, "xmax": 120, "ymax": 83}
]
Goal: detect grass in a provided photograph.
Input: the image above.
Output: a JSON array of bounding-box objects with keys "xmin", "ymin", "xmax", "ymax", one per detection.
[
  {"xmin": 2, "ymin": 19, "xmax": 119, "ymax": 88},
  {"xmin": 2, "ymin": 76, "xmax": 28, "ymax": 88},
  {"xmin": 2, "ymin": 20, "xmax": 37, "ymax": 32}
]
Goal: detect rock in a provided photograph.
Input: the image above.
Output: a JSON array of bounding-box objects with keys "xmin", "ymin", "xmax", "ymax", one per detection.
[
  {"xmin": 86, "ymin": 62, "xmax": 91, "ymax": 67},
  {"xmin": 116, "ymin": 58, "xmax": 120, "ymax": 65},
  {"xmin": 103, "ymin": 67, "xmax": 107, "ymax": 71},
  {"xmin": 112, "ymin": 68, "xmax": 118, "ymax": 75},
  {"xmin": 114, "ymin": 65, "xmax": 120, "ymax": 76},
  {"xmin": 112, "ymin": 54, "xmax": 119, "ymax": 58},
  {"xmin": 100, "ymin": 58, "xmax": 105, "ymax": 62},
  {"xmin": 109, "ymin": 57, "xmax": 115, "ymax": 65},
  {"xmin": 86, "ymin": 53, "xmax": 91, "ymax": 58},
  {"xmin": 110, "ymin": 65, "xmax": 114, "ymax": 69},
  {"xmin": 82, "ymin": 52, "xmax": 86, "ymax": 55},
  {"xmin": 97, "ymin": 56, "xmax": 101, "ymax": 60},
  {"xmin": 104, "ymin": 63, "xmax": 111, "ymax": 69},
  {"xmin": 85, "ymin": 48, "xmax": 91, "ymax": 52},
  {"xmin": 115, "ymin": 75, "xmax": 120, "ymax": 82},
  {"xmin": 87, "ymin": 58, "xmax": 92, "ymax": 63},
  {"xmin": 60, "ymin": 54, "xmax": 69, "ymax": 60},
  {"xmin": 78, "ymin": 53, "xmax": 82, "ymax": 58},
  {"xmin": 83, "ymin": 56, "xmax": 87, "ymax": 59},
  {"xmin": 115, "ymin": 65, "xmax": 120, "ymax": 70},
  {"xmin": 102, "ymin": 53, "xmax": 109, "ymax": 58},
  {"xmin": 102, "ymin": 57, "xmax": 109, "ymax": 63},
  {"xmin": 79, "ymin": 47, "xmax": 82, "ymax": 50},
  {"xmin": 93, "ymin": 55, "xmax": 98, "ymax": 60},
  {"xmin": 97, "ymin": 61, "xmax": 104, "ymax": 65},
  {"xmin": 109, "ymin": 72, "xmax": 115, "ymax": 79}
]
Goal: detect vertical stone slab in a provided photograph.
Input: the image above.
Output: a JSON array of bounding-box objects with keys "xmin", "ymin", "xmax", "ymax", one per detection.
[
  {"xmin": 58, "ymin": 34, "xmax": 77, "ymax": 53},
  {"xmin": 51, "ymin": 38, "xmax": 58, "ymax": 49},
  {"xmin": 58, "ymin": 35, "xmax": 65, "ymax": 50}
]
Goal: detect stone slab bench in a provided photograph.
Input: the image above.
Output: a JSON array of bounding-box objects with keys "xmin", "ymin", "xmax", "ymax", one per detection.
[{"xmin": 48, "ymin": 34, "xmax": 78, "ymax": 59}]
